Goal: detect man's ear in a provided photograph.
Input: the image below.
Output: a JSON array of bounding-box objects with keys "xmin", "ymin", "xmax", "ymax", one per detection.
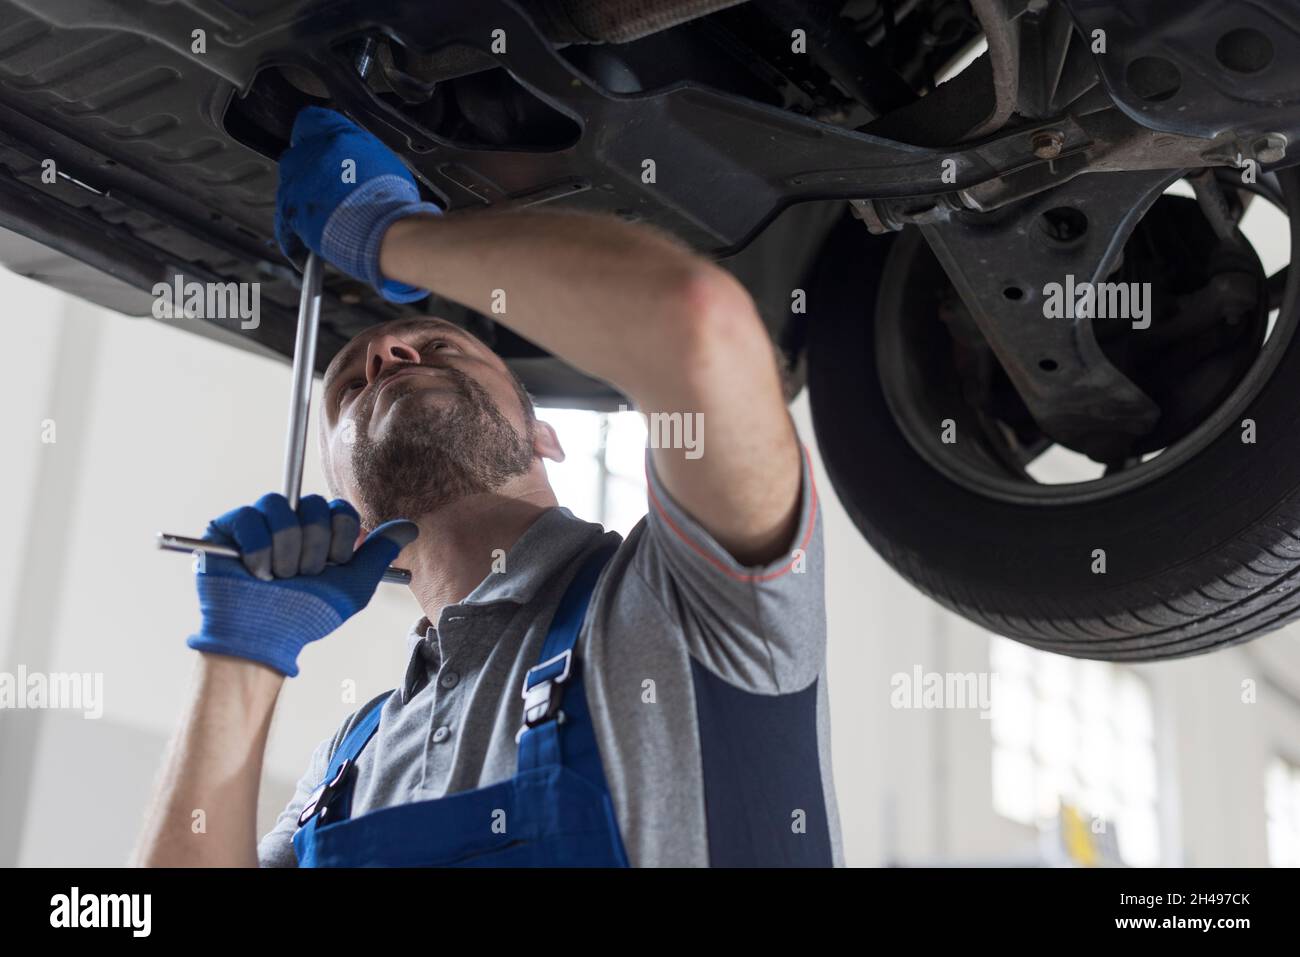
[{"xmin": 533, "ymin": 419, "xmax": 565, "ymax": 463}]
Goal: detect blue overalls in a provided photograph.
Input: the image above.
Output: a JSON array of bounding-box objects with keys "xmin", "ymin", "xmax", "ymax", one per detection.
[{"xmin": 292, "ymin": 542, "xmax": 629, "ymax": 867}]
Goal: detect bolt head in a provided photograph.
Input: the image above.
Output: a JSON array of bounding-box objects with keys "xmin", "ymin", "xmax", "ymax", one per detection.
[
  {"xmin": 1254, "ymin": 132, "xmax": 1288, "ymax": 164},
  {"xmin": 1032, "ymin": 130, "xmax": 1065, "ymax": 160}
]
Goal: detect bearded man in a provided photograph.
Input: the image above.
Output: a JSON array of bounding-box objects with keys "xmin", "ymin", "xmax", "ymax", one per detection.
[{"xmin": 134, "ymin": 107, "xmax": 840, "ymax": 868}]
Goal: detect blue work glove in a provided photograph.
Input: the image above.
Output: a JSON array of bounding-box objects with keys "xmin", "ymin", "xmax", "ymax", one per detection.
[
  {"xmin": 186, "ymin": 493, "xmax": 418, "ymax": 677},
  {"xmin": 275, "ymin": 105, "xmax": 442, "ymax": 303}
]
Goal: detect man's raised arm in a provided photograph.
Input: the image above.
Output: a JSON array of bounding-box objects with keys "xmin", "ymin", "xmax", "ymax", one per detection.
[{"xmin": 378, "ymin": 210, "xmax": 802, "ymax": 566}]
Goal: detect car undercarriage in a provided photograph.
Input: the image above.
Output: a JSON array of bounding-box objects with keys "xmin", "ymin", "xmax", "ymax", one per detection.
[{"xmin": 3, "ymin": 0, "xmax": 1299, "ymax": 659}]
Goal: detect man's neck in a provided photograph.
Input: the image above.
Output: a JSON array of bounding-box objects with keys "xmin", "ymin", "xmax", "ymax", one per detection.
[{"xmin": 401, "ymin": 482, "xmax": 558, "ymax": 628}]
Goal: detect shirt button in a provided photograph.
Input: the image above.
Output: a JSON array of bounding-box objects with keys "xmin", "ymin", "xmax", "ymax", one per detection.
[
  {"xmin": 433, "ymin": 726, "xmax": 451, "ymax": 743},
  {"xmin": 439, "ymin": 670, "xmax": 460, "ymax": 689}
]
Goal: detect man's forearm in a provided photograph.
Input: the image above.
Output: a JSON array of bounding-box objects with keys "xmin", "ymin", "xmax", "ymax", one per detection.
[
  {"xmin": 132, "ymin": 655, "xmax": 283, "ymax": 867},
  {"xmin": 378, "ymin": 209, "xmax": 752, "ymax": 403}
]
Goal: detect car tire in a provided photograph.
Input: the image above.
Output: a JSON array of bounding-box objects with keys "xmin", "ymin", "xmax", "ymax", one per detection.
[{"xmin": 807, "ymin": 170, "xmax": 1300, "ymax": 660}]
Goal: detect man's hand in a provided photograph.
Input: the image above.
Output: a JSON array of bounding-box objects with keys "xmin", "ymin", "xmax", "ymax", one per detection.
[
  {"xmin": 137, "ymin": 495, "xmax": 414, "ymax": 867},
  {"xmin": 187, "ymin": 493, "xmax": 418, "ymax": 677},
  {"xmin": 275, "ymin": 109, "xmax": 800, "ymax": 565},
  {"xmin": 275, "ymin": 106, "xmax": 442, "ymax": 302}
]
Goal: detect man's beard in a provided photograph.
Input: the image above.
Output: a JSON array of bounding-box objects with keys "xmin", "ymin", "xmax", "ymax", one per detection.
[{"xmin": 349, "ymin": 367, "xmax": 535, "ymax": 526}]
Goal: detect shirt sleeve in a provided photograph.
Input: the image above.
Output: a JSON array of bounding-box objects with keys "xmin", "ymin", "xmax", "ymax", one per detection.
[{"xmin": 628, "ymin": 443, "xmax": 825, "ymax": 694}]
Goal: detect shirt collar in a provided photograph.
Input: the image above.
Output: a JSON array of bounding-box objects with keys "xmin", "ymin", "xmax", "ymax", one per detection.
[{"xmin": 401, "ymin": 506, "xmax": 607, "ymax": 670}]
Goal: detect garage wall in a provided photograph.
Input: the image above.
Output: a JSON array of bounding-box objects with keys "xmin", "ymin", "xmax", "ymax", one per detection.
[{"xmin": 2, "ymin": 268, "xmax": 1298, "ymax": 867}]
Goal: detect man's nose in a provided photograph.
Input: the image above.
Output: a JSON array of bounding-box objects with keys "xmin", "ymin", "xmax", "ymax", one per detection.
[{"xmin": 364, "ymin": 335, "xmax": 422, "ymax": 384}]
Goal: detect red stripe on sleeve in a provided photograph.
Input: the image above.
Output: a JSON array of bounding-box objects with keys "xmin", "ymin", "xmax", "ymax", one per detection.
[{"xmin": 644, "ymin": 444, "xmax": 819, "ymax": 583}]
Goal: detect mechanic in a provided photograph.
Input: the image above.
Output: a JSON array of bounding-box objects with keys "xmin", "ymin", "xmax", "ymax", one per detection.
[{"xmin": 133, "ymin": 107, "xmax": 840, "ymax": 868}]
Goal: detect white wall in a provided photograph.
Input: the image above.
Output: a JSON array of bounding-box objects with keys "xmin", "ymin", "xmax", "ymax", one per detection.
[{"xmin": 2, "ymin": 268, "xmax": 1298, "ymax": 867}]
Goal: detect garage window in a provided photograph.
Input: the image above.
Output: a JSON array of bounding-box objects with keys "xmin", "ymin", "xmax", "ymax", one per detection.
[
  {"xmin": 1266, "ymin": 758, "xmax": 1300, "ymax": 867},
  {"xmin": 989, "ymin": 636, "xmax": 1160, "ymax": 866},
  {"xmin": 539, "ymin": 408, "xmax": 648, "ymax": 536}
]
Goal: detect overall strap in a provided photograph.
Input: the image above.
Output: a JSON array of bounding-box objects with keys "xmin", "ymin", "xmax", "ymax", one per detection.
[
  {"xmin": 295, "ymin": 692, "xmax": 390, "ymax": 832},
  {"xmin": 516, "ymin": 540, "xmax": 619, "ymax": 775},
  {"xmin": 331, "ymin": 693, "xmax": 389, "ymax": 772}
]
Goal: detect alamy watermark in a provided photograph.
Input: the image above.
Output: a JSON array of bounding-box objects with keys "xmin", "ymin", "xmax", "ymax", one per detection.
[
  {"xmin": 890, "ymin": 666, "xmax": 1000, "ymax": 718},
  {"xmin": 50, "ymin": 887, "xmax": 150, "ymax": 937},
  {"xmin": 619, "ymin": 403, "xmax": 704, "ymax": 459},
  {"xmin": 152, "ymin": 274, "xmax": 260, "ymax": 330},
  {"xmin": 0, "ymin": 666, "xmax": 103, "ymax": 719},
  {"xmin": 1042, "ymin": 274, "xmax": 1151, "ymax": 329}
]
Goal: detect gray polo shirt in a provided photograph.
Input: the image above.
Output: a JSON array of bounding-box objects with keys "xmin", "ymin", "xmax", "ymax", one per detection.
[{"xmin": 258, "ymin": 449, "xmax": 841, "ymax": 867}]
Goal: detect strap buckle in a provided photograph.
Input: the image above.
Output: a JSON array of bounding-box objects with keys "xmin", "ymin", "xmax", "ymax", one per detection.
[
  {"xmin": 295, "ymin": 758, "xmax": 354, "ymax": 829},
  {"xmin": 515, "ymin": 649, "xmax": 572, "ymax": 743}
]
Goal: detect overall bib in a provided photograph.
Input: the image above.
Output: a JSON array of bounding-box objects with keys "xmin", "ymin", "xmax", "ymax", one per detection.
[{"xmin": 292, "ymin": 542, "xmax": 629, "ymax": 867}]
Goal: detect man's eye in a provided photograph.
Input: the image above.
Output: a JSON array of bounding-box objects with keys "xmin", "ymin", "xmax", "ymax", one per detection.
[{"xmin": 427, "ymin": 339, "xmax": 454, "ymax": 352}]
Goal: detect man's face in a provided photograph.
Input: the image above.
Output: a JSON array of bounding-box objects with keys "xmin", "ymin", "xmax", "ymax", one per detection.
[{"xmin": 320, "ymin": 318, "xmax": 536, "ymax": 527}]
